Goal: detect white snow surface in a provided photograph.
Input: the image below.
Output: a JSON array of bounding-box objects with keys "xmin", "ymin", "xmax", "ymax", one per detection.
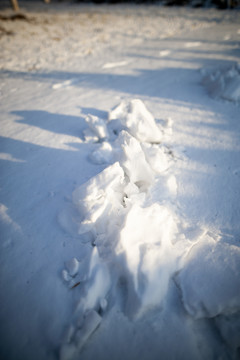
[{"xmin": 0, "ymin": 2, "xmax": 240, "ymax": 360}]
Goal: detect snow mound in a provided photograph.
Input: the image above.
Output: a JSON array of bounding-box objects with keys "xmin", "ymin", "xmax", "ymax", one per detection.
[
  {"xmin": 115, "ymin": 202, "xmax": 181, "ymax": 314},
  {"xmin": 85, "ymin": 114, "xmax": 109, "ymax": 140},
  {"xmin": 141, "ymin": 143, "xmax": 171, "ymax": 173},
  {"xmin": 72, "ymin": 161, "xmax": 125, "ymax": 237},
  {"xmin": 114, "ymin": 130, "xmax": 155, "ymax": 189},
  {"xmin": 177, "ymin": 235, "xmax": 240, "ymax": 318},
  {"xmin": 71, "ymin": 101, "xmax": 189, "ymax": 319},
  {"xmin": 72, "ymin": 157, "xmax": 188, "ymax": 316},
  {"xmin": 61, "ymin": 99, "xmax": 240, "ymax": 359},
  {"xmin": 108, "ymin": 99, "xmax": 163, "ymax": 143},
  {"xmin": 202, "ymin": 63, "xmax": 240, "ymax": 103}
]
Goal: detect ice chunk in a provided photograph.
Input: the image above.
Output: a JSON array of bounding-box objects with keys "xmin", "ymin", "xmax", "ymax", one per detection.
[
  {"xmin": 62, "ymin": 269, "xmax": 71, "ymax": 282},
  {"xmin": 85, "ymin": 114, "xmax": 109, "ymax": 140},
  {"xmin": 108, "ymin": 99, "xmax": 162, "ymax": 143},
  {"xmin": 65, "ymin": 257, "xmax": 79, "ymax": 277},
  {"xmin": 141, "ymin": 143, "xmax": 170, "ymax": 173},
  {"xmin": 100, "ymin": 298, "xmax": 108, "ymax": 312},
  {"xmin": 116, "ymin": 203, "xmax": 179, "ymax": 315},
  {"xmin": 78, "ymin": 247, "xmax": 111, "ymax": 313},
  {"xmin": 115, "ymin": 131, "xmax": 154, "ymax": 187},
  {"xmin": 72, "ymin": 162, "xmax": 125, "ymax": 235},
  {"xmin": 177, "ymin": 236, "xmax": 240, "ymax": 318}
]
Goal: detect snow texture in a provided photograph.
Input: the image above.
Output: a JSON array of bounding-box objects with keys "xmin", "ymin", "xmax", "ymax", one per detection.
[
  {"xmin": 1, "ymin": 4, "xmax": 240, "ymax": 360},
  {"xmin": 178, "ymin": 236, "xmax": 240, "ymax": 318}
]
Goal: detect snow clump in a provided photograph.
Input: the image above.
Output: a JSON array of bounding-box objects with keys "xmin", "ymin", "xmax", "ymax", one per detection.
[
  {"xmin": 202, "ymin": 63, "xmax": 240, "ymax": 103},
  {"xmin": 108, "ymin": 99, "xmax": 163, "ymax": 143},
  {"xmin": 84, "ymin": 114, "xmax": 109, "ymax": 142}
]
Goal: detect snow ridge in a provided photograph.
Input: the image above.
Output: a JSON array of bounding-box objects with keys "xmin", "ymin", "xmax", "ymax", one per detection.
[{"xmin": 60, "ymin": 99, "xmax": 240, "ymax": 360}]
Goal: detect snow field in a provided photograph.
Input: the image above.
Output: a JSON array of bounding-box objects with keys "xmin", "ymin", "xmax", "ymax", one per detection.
[
  {"xmin": 1, "ymin": 4, "xmax": 240, "ymax": 360},
  {"xmin": 59, "ymin": 99, "xmax": 240, "ymax": 360}
]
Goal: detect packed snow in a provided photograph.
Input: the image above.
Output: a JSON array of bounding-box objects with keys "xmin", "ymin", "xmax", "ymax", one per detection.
[{"xmin": 0, "ymin": 2, "xmax": 240, "ymax": 360}]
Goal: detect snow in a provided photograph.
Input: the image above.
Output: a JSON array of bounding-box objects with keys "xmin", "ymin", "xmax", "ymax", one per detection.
[
  {"xmin": 0, "ymin": 2, "xmax": 240, "ymax": 360},
  {"xmin": 177, "ymin": 235, "xmax": 240, "ymax": 318},
  {"xmin": 85, "ymin": 114, "xmax": 109, "ymax": 141},
  {"xmin": 202, "ymin": 63, "xmax": 240, "ymax": 103},
  {"xmin": 65, "ymin": 257, "xmax": 79, "ymax": 278},
  {"xmin": 108, "ymin": 99, "xmax": 163, "ymax": 143}
]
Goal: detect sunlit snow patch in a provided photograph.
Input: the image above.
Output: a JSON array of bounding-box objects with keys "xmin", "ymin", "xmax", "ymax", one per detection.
[
  {"xmin": 102, "ymin": 61, "xmax": 129, "ymax": 69},
  {"xmin": 184, "ymin": 42, "xmax": 201, "ymax": 48},
  {"xmin": 0, "ymin": 152, "xmax": 25, "ymax": 163},
  {"xmin": 159, "ymin": 50, "xmax": 171, "ymax": 57}
]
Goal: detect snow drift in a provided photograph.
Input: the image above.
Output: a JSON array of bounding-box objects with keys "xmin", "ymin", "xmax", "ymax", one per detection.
[{"xmin": 60, "ymin": 99, "xmax": 240, "ymax": 360}]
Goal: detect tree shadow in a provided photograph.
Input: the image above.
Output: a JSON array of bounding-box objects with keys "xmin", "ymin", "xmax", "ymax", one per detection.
[
  {"xmin": 1, "ymin": 49, "xmax": 237, "ymax": 109},
  {"xmin": 13, "ymin": 110, "xmax": 87, "ymax": 140},
  {"xmin": 0, "ymin": 108, "xmax": 108, "ymax": 359},
  {"xmin": 80, "ymin": 106, "xmax": 108, "ymax": 119},
  {"xmin": 0, "ymin": 67, "xmax": 205, "ymax": 104}
]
